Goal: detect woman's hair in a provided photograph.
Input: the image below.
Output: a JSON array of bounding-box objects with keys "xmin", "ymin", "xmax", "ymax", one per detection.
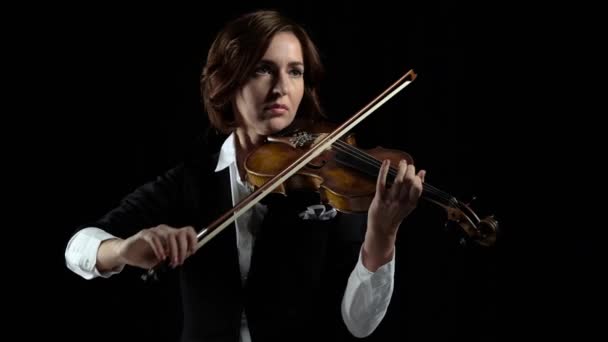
[{"xmin": 201, "ymin": 10, "xmax": 325, "ymax": 134}]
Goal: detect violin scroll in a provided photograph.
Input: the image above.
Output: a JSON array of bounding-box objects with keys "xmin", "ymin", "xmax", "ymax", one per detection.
[{"xmin": 444, "ymin": 200, "xmax": 498, "ymax": 247}]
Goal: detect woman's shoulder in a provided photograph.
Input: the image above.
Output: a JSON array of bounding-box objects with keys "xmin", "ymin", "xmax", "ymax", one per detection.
[{"xmin": 182, "ymin": 126, "xmax": 228, "ymax": 171}]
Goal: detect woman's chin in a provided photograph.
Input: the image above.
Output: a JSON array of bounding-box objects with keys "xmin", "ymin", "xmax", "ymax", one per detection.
[{"xmin": 265, "ymin": 117, "xmax": 293, "ymax": 135}]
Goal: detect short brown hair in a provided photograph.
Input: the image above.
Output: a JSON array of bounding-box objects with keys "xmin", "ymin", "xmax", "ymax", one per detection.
[{"xmin": 201, "ymin": 10, "xmax": 325, "ymax": 134}]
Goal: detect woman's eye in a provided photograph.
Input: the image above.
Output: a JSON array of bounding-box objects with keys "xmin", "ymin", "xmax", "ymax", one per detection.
[
  {"xmin": 289, "ymin": 69, "xmax": 304, "ymax": 77},
  {"xmin": 255, "ymin": 65, "xmax": 272, "ymax": 75}
]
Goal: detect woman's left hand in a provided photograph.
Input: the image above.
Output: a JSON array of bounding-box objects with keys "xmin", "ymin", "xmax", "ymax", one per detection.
[
  {"xmin": 368, "ymin": 159, "xmax": 426, "ymax": 236},
  {"xmin": 363, "ymin": 159, "xmax": 425, "ymax": 271}
]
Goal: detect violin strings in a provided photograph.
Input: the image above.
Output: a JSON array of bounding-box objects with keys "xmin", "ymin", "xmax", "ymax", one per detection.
[
  {"xmin": 305, "ymin": 134, "xmax": 451, "ymax": 199},
  {"xmin": 330, "ymin": 142, "xmax": 449, "ymax": 195},
  {"xmin": 327, "ymin": 138, "xmax": 456, "ymax": 204},
  {"xmin": 326, "ymin": 141, "xmax": 475, "ymax": 221},
  {"xmin": 338, "ymin": 141, "xmax": 455, "ymax": 201},
  {"xmin": 331, "ymin": 143, "xmax": 457, "ymax": 207}
]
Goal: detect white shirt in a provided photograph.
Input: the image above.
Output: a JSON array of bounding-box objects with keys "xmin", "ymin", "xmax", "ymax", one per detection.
[{"xmin": 65, "ymin": 132, "xmax": 395, "ymax": 340}]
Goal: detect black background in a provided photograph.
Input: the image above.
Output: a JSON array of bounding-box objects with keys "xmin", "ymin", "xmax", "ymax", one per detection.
[{"xmin": 12, "ymin": 1, "xmax": 602, "ymax": 341}]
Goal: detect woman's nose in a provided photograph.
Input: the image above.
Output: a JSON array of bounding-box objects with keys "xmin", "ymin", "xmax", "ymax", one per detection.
[{"xmin": 272, "ymin": 73, "xmax": 289, "ymax": 96}]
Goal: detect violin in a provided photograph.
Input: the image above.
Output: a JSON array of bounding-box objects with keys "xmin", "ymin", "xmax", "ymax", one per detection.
[
  {"xmin": 245, "ymin": 120, "xmax": 498, "ymax": 248},
  {"xmin": 142, "ymin": 69, "xmax": 498, "ymax": 281}
]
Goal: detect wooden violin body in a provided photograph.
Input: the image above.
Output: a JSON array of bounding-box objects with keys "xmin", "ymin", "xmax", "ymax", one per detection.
[{"xmin": 244, "ymin": 122, "xmax": 411, "ymax": 214}]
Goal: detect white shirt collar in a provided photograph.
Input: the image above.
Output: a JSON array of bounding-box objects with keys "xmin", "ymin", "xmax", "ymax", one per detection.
[{"xmin": 214, "ymin": 132, "xmax": 236, "ymax": 172}]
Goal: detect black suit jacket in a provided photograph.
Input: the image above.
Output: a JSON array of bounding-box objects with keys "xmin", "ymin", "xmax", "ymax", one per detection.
[{"xmin": 86, "ymin": 131, "xmax": 368, "ymax": 342}]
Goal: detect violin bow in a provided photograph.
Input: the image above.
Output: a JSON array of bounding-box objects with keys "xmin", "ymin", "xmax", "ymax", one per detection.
[{"xmin": 142, "ymin": 69, "xmax": 417, "ymax": 281}]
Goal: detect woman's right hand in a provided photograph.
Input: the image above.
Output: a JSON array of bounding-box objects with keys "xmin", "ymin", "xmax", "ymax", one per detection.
[{"xmin": 99, "ymin": 225, "xmax": 198, "ymax": 271}]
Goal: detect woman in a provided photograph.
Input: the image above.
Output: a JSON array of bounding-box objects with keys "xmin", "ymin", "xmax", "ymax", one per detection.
[{"xmin": 64, "ymin": 10, "xmax": 425, "ymax": 342}]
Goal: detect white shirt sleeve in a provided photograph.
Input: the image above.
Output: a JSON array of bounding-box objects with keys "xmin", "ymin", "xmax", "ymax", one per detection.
[
  {"xmin": 341, "ymin": 246, "xmax": 395, "ymax": 338},
  {"xmin": 64, "ymin": 227, "xmax": 125, "ymax": 279}
]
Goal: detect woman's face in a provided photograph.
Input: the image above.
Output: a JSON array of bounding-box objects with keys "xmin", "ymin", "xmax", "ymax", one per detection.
[{"xmin": 234, "ymin": 32, "xmax": 305, "ymax": 139}]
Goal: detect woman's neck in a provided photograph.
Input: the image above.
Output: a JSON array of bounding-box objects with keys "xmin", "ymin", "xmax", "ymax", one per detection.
[
  {"xmin": 234, "ymin": 127, "xmax": 264, "ymax": 180},
  {"xmin": 235, "ymin": 127, "xmax": 264, "ymax": 153}
]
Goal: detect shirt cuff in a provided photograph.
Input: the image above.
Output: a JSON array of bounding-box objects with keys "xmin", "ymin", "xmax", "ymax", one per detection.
[
  {"xmin": 65, "ymin": 227, "xmax": 124, "ymax": 279},
  {"xmin": 354, "ymin": 245, "xmax": 395, "ymax": 288},
  {"xmin": 341, "ymin": 245, "xmax": 396, "ymax": 337}
]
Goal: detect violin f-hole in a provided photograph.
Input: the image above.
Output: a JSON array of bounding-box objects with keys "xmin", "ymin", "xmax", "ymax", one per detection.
[{"xmin": 307, "ymin": 158, "xmax": 327, "ymax": 169}]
